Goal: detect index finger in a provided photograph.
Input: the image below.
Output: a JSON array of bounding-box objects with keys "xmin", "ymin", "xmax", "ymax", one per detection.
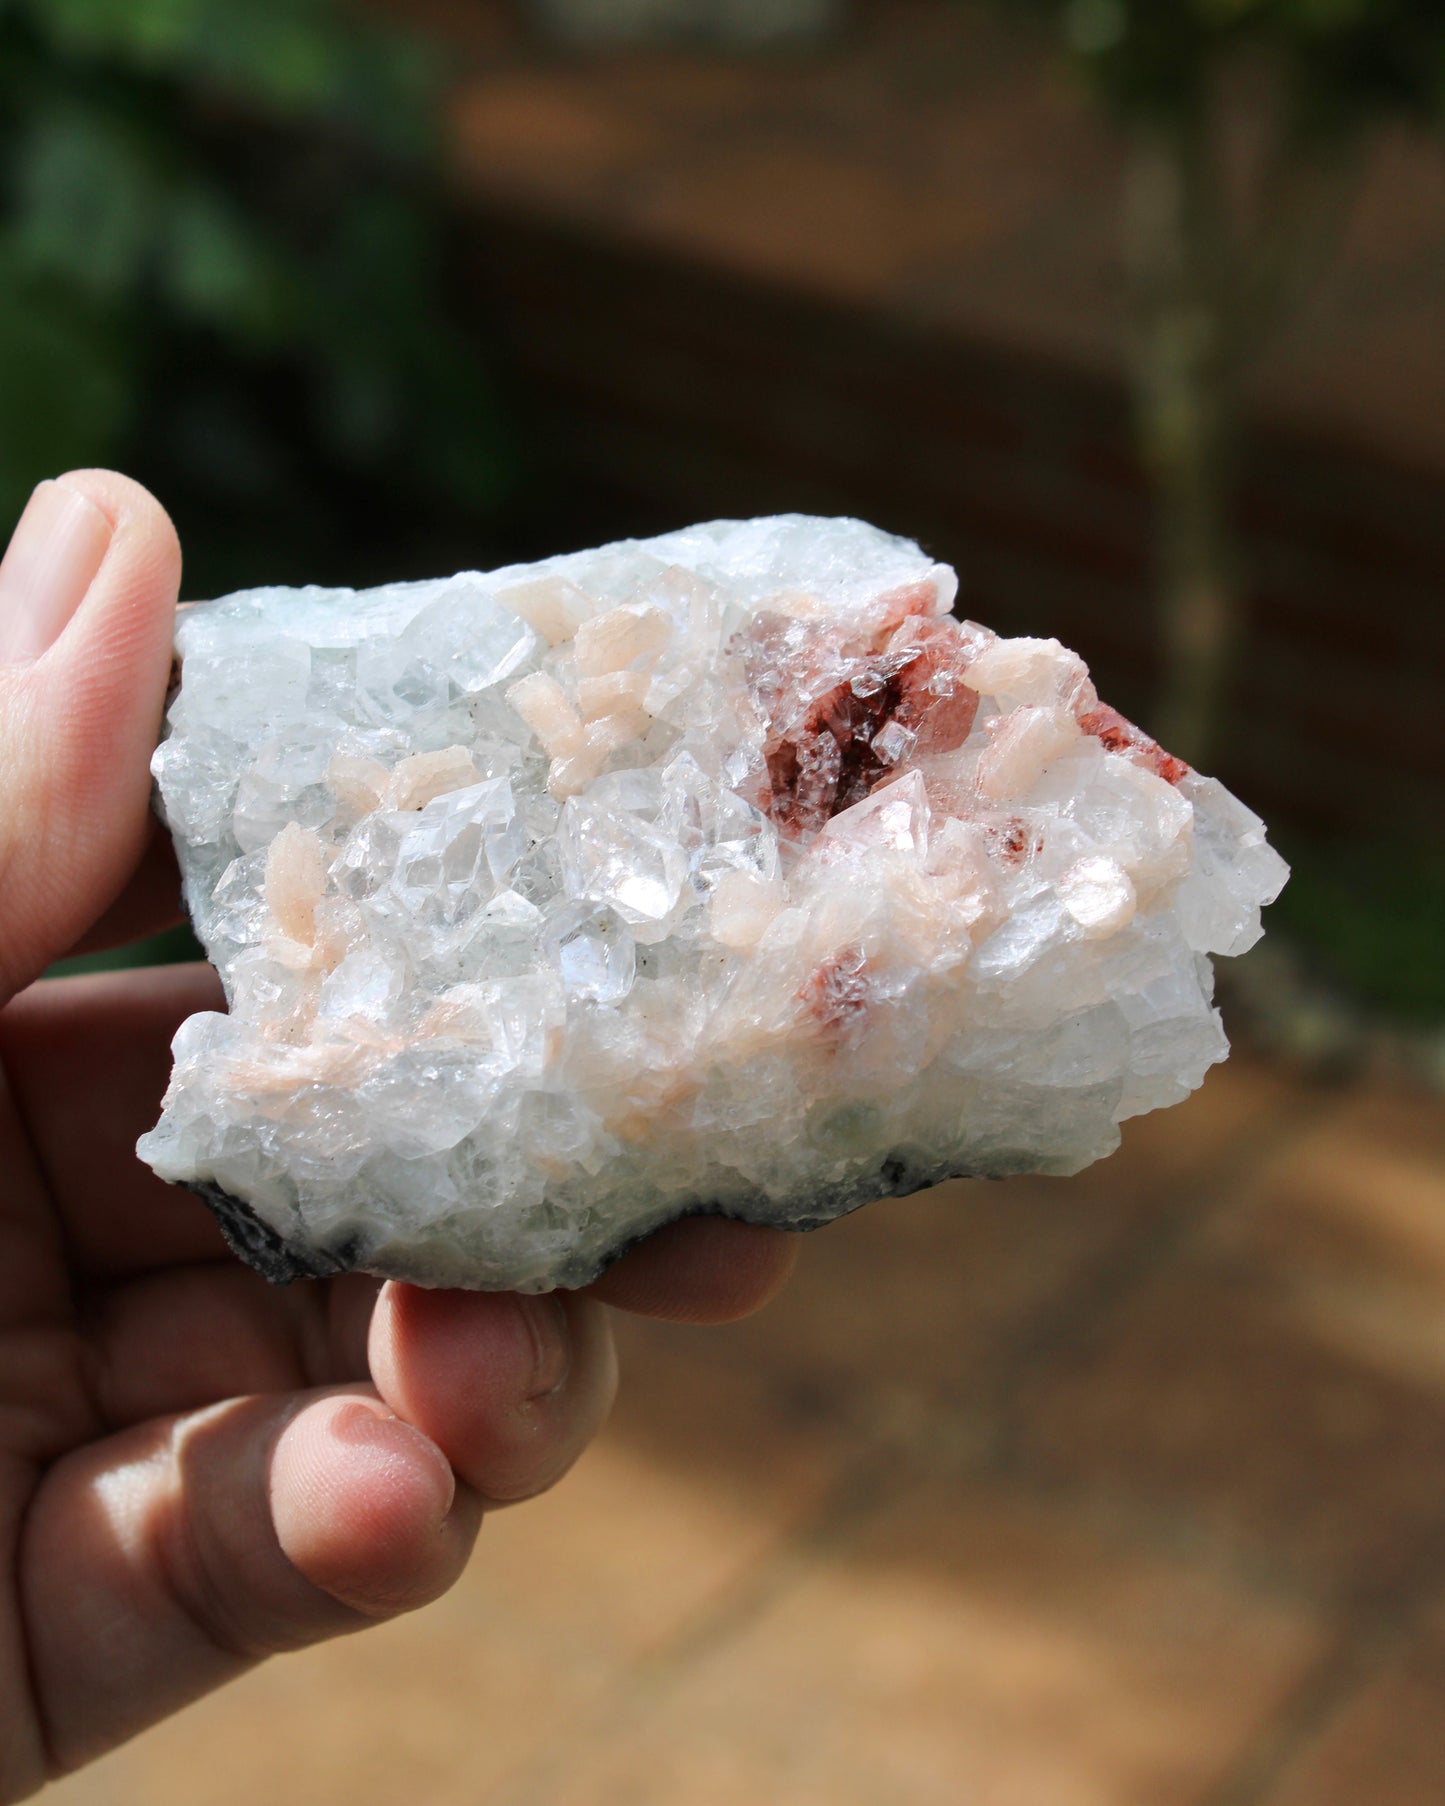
[{"xmin": 0, "ymin": 963, "xmax": 230, "ymax": 1277}]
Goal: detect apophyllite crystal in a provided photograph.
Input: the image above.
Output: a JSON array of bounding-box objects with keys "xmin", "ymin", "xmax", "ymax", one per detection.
[{"xmin": 138, "ymin": 516, "xmax": 1287, "ymax": 1290}]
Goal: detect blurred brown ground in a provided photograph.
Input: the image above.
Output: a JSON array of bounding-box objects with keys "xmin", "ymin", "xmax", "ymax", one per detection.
[
  {"xmin": 50, "ymin": 6, "xmax": 1445, "ymax": 1802},
  {"xmin": 49, "ymin": 1058, "xmax": 1445, "ymax": 1805}
]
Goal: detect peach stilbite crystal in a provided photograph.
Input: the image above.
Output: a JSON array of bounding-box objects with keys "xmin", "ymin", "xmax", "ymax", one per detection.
[{"xmin": 138, "ymin": 516, "xmax": 1287, "ymax": 1290}]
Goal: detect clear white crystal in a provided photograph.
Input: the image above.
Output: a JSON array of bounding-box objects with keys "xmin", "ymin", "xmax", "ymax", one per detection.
[
  {"xmin": 543, "ymin": 900, "xmax": 637, "ymax": 1005},
  {"xmin": 138, "ymin": 514, "xmax": 1287, "ymax": 1290}
]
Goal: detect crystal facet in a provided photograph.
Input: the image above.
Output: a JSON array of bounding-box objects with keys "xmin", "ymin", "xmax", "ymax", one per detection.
[{"xmin": 138, "ymin": 516, "xmax": 1288, "ymax": 1290}]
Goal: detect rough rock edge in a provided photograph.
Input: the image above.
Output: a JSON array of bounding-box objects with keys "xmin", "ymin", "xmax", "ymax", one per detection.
[
  {"xmin": 183, "ymin": 1179, "xmax": 361, "ymax": 1285},
  {"xmin": 182, "ymin": 1150, "xmax": 988, "ymax": 1292}
]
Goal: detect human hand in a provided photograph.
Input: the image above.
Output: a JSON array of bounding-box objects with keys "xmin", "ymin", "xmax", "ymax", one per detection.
[{"xmin": 0, "ymin": 473, "xmax": 797, "ymax": 1803}]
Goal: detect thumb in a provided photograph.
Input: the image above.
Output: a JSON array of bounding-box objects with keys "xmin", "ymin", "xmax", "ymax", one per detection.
[
  {"xmin": 17, "ymin": 1389, "xmax": 481, "ymax": 1782},
  {"xmin": 0, "ymin": 470, "xmax": 181, "ymax": 1001}
]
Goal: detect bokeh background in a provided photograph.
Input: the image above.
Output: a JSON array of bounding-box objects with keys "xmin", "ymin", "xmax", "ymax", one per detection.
[{"xmin": 12, "ymin": 1, "xmax": 1445, "ymax": 1801}]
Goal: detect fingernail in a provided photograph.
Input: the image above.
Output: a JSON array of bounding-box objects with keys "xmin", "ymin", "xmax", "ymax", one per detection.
[
  {"xmin": 0, "ymin": 479, "xmax": 114, "ymax": 663},
  {"xmin": 515, "ymin": 1295, "xmax": 571, "ymax": 1399}
]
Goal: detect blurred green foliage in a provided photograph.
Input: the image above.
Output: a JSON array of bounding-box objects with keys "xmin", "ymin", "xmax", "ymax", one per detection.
[
  {"xmin": 1273, "ymin": 839, "xmax": 1445, "ymax": 1028},
  {"xmin": 0, "ymin": 0, "xmax": 508, "ymax": 596},
  {"xmin": 48, "ymin": 923, "xmax": 202, "ymax": 978},
  {"xmin": 1025, "ymin": 0, "xmax": 1445, "ymax": 132}
]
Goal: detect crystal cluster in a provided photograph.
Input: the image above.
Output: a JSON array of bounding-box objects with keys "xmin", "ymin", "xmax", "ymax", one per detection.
[{"xmin": 138, "ymin": 516, "xmax": 1287, "ymax": 1290}]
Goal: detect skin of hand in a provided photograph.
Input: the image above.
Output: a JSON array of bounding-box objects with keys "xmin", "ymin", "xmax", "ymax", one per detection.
[{"xmin": 0, "ymin": 472, "xmax": 798, "ymax": 1804}]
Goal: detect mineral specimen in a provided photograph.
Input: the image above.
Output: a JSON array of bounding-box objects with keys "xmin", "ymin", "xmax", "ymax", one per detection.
[{"xmin": 138, "ymin": 516, "xmax": 1287, "ymax": 1290}]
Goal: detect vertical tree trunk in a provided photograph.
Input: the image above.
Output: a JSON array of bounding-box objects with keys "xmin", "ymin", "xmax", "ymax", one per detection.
[{"xmin": 1127, "ymin": 127, "xmax": 1240, "ymax": 769}]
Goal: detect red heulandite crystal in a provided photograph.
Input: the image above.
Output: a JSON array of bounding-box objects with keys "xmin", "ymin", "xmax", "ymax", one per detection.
[
  {"xmin": 797, "ymin": 944, "xmax": 871, "ymax": 1042},
  {"xmin": 744, "ymin": 581, "xmax": 1188, "ymax": 841},
  {"xmin": 743, "ymin": 586, "xmax": 980, "ymax": 839},
  {"xmin": 1076, "ymin": 704, "xmax": 1190, "ymax": 786}
]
